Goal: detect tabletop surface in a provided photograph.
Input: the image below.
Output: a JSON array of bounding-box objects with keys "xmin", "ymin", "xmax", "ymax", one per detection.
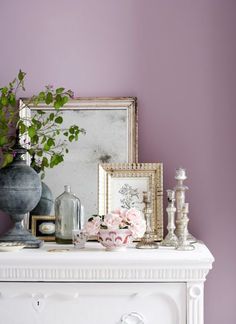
[{"xmin": 0, "ymin": 241, "xmax": 214, "ymax": 266}]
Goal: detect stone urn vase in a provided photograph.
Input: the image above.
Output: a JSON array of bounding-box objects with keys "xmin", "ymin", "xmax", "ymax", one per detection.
[
  {"xmin": 0, "ymin": 137, "xmax": 42, "ymax": 248},
  {"xmin": 31, "ymin": 182, "xmax": 53, "ymax": 215},
  {"xmin": 29, "ymin": 181, "xmax": 54, "ymax": 230}
]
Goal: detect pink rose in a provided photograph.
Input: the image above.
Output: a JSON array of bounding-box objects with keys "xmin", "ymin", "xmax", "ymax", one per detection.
[
  {"xmin": 124, "ymin": 208, "xmax": 143, "ymax": 225},
  {"xmin": 84, "ymin": 216, "xmax": 101, "ymax": 235},
  {"xmin": 122, "ymin": 208, "xmax": 146, "ymax": 238},
  {"xmin": 103, "ymin": 213, "xmax": 121, "ymax": 229},
  {"xmin": 111, "ymin": 208, "xmax": 128, "ymax": 227},
  {"xmin": 129, "ymin": 218, "xmax": 146, "ymax": 238},
  {"xmin": 84, "ymin": 208, "xmax": 146, "ymax": 239},
  {"xmin": 112, "ymin": 208, "xmax": 127, "ymax": 219}
]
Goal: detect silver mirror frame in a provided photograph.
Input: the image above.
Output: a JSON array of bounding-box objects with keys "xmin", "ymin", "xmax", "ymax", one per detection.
[{"xmin": 19, "ymin": 97, "xmax": 138, "ymax": 226}]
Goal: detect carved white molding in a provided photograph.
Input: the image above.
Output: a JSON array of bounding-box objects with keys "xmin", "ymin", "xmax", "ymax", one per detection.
[
  {"xmin": 0, "ymin": 243, "xmax": 214, "ymax": 282},
  {"xmin": 0, "ymin": 282, "xmax": 186, "ymax": 323},
  {"xmin": 0, "ymin": 243, "xmax": 214, "ymax": 324},
  {"xmin": 187, "ymin": 282, "xmax": 204, "ymax": 324},
  {"xmin": 0, "ymin": 266, "xmax": 211, "ymax": 282},
  {"xmin": 32, "ymin": 293, "xmax": 46, "ymax": 313},
  {"xmin": 120, "ymin": 312, "xmax": 145, "ymax": 324}
]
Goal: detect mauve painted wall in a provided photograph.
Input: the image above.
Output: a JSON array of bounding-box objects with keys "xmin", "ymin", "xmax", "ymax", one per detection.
[{"xmin": 0, "ymin": 0, "xmax": 236, "ymax": 322}]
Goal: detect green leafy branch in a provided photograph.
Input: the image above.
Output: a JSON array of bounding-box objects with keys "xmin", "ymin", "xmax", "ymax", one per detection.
[
  {"xmin": 19, "ymin": 110, "xmax": 85, "ymax": 178},
  {"xmin": 0, "ymin": 70, "xmax": 84, "ymax": 174}
]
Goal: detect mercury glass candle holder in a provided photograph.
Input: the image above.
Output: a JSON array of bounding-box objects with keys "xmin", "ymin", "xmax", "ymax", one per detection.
[
  {"xmin": 174, "ymin": 168, "xmax": 197, "ymax": 243},
  {"xmin": 176, "ymin": 203, "xmax": 195, "ymax": 251},
  {"xmin": 136, "ymin": 191, "xmax": 158, "ymax": 249},
  {"xmin": 162, "ymin": 189, "xmax": 178, "ymax": 247}
]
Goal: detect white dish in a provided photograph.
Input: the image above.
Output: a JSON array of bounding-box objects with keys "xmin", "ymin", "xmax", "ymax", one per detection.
[{"xmin": 0, "ymin": 242, "xmax": 26, "ymax": 252}]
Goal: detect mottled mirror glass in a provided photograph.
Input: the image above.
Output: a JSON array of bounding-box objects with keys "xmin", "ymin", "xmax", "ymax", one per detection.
[{"xmin": 20, "ymin": 98, "xmax": 137, "ymax": 221}]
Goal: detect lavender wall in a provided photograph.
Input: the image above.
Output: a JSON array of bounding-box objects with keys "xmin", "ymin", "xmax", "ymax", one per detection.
[{"xmin": 0, "ymin": 0, "xmax": 236, "ymax": 322}]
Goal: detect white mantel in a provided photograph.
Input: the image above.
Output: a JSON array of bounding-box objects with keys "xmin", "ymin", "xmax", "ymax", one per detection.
[
  {"xmin": 0, "ymin": 242, "xmax": 213, "ymax": 282},
  {"xmin": 0, "ymin": 242, "xmax": 214, "ymax": 324}
]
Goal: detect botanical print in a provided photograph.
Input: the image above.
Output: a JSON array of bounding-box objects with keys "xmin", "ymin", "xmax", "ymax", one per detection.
[
  {"xmin": 99, "ymin": 163, "xmax": 163, "ymax": 241},
  {"xmin": 118, "ymin": 184, "xmax": 140, "ymax": 209},
  {"xmin": 109, "ymin": 177, "xmax": 149, "ymax": 213}
]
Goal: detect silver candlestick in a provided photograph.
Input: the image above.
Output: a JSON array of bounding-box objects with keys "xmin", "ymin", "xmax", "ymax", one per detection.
[
  {"xmin": 174, "ymin": 168, "xmax": 196, "ymax": 242},
  {"xmin": 176, "ymin": 203, "xmax": 194, "ymax": 251},
  {"xmin": 136, "ymin": 191, "xmax": 158, "ymax": 249},
  {"xmin": 162, "ymin": 189, "xmax": 178, "ymax": 247}
]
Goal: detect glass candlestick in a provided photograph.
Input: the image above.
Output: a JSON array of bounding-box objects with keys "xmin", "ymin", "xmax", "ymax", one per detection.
[
  {"xmin": 174, "ymin": 168, "xmax": 196, "ymax": 243},
  {"xmin": 136, "ymin": 191, "xmax": 158, "ymax": 249},
  {"xmin": 162, "ymin": 189, "xmax": 178, "ymax": 247},
  {"xmin": 176, "ymin": 203, "xmax": 195, "ymax": 251}
]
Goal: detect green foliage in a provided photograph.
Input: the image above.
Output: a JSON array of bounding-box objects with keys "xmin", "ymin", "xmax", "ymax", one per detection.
[{"xmin": 0, "ymin": 70, "xmax": 85, "ymax": 177}]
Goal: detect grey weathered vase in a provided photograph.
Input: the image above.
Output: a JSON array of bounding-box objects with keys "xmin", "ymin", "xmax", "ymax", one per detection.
[
  {"xmin": 31, "ymin": 182, "xmax": 54, "ymax": 216},
  {"xmin": 0, "ymin": 138, "xmax": 42, "ymax": 248}
]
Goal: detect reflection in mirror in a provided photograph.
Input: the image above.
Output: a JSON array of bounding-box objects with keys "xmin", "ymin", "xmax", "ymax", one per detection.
[{"xmin": 20, "ymin": 98, "xmax": 137, "ymax": 222}]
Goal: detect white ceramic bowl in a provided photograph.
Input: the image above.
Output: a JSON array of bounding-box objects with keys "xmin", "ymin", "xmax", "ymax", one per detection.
[{"xmin": 98, "ymin": 229, "xmax": 132, "ymax": 251}]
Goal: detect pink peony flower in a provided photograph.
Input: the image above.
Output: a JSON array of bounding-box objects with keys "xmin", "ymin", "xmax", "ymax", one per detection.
[
  {"xmin": 84, "ymin": 208, "xmax": 146, "ymax": 239},
  {"xmin": 84, "ymin": 216, "xmax": 101, "ymax": 235},
  {"xmin": 103, "ymin": 213, "xmax": 121, "ymax": 229},
  {"xmin": 123, "ymin": 208, "xmax": 143, "ymax": 225},
  {"xmin": 112, "ymin": 208, "xmax": 126, "ymax": 218},
  {"xmin": 129, "ymin": 218, "xmax": 146, "ymax": 238}
]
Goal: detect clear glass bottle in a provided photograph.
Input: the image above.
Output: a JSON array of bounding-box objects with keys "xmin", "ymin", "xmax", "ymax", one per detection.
[{"xmin": 55, "ymin": 185, "xmax": 81, "ymax": 244}]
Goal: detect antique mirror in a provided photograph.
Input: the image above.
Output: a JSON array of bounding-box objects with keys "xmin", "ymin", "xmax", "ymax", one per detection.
[{"xmin": 20, "ymin": 98, "xmax": 138, "ymax": 223}]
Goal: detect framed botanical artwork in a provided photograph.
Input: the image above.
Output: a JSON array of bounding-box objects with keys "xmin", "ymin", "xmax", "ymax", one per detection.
[
  {"xmin": 31, "ymin": 215, "xmax": 56, "ymax": 242},
  {"xmin": 20, "ymin": 98, "xmax": 138, "ymax": 224},
  {"xmin": 98, "ymin": 163, "xmax": 163, "ymax": 241}
]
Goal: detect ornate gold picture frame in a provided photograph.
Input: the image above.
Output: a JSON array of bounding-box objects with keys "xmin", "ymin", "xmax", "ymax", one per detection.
[{"xmin": 98, "ymin": 163, "xmax": 163, "ymax": 241}]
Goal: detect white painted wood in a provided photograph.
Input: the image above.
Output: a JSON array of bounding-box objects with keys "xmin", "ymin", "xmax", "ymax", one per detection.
[
  {"xmin": 0, "ymin": 242, "xmax": 214, "ymax": 324},
  {"xmin": 187, "ymin": 282, "xmax": 204, "ymax": 324},
  {"xmin": 0, "ymin": 242, "xmax": 213, "ymax": 282},
  {"xmin": 0, "ymin": 282, "xmax": 186, "ymax": 324}
]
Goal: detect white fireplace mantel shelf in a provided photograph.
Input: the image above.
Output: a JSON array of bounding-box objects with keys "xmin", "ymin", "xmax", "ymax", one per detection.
[
  {"xmin": 0, "ymin": 242, "xmax": 213, "ymax": 282},
  {"xmin": 0, "ymin": 242, "xmax": 214, "ymax": 324}
]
